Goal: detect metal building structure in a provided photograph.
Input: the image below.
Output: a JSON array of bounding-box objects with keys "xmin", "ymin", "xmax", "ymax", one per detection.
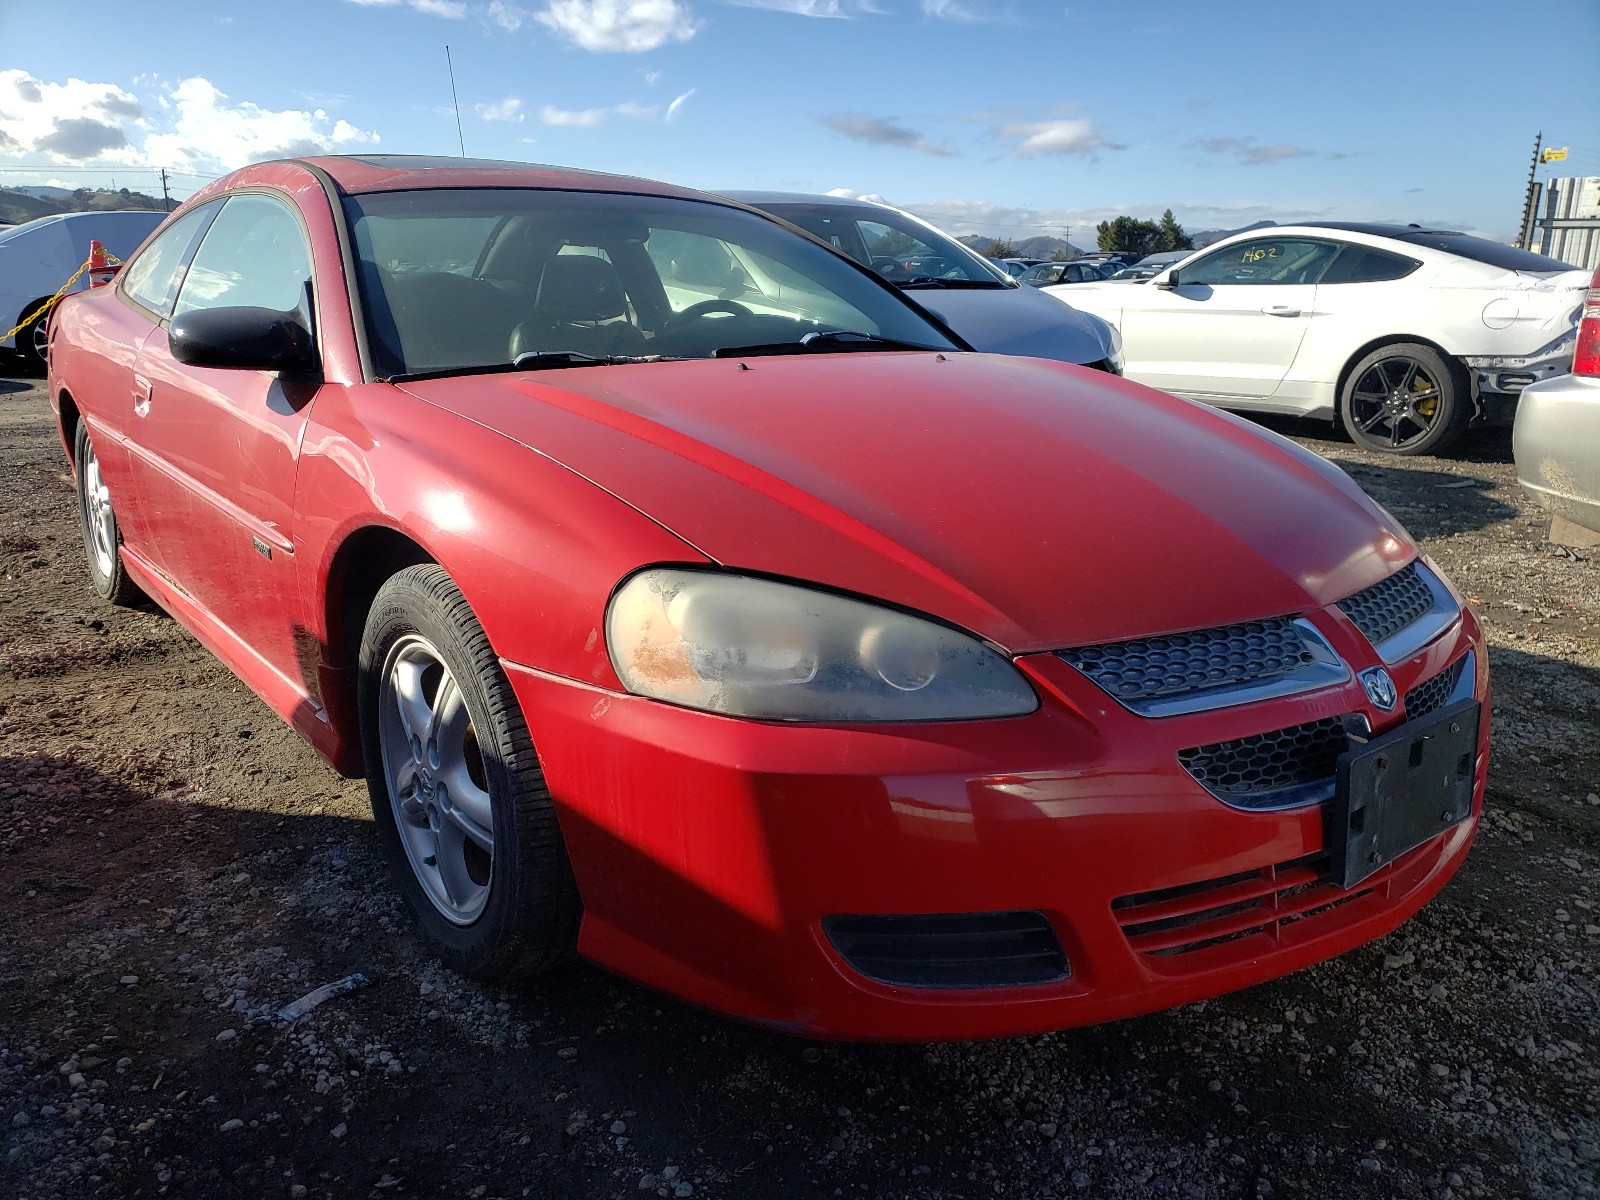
[{"xmin": 1519, "ymin": 176, "xmax": 1600, "ymax": 269}]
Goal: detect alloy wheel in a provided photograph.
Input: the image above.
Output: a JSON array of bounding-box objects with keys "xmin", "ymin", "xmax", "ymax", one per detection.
[
  {"xmin": 1347, "ymin": 355, "xmax": 1444, "ymax": 451},
  {"xmin": 377, "ymin": 634, "xmax": 496, "ymax": 924},
  {"xmin": 79, "ymin": 439, "xmax": 117, "ymax": 579}
]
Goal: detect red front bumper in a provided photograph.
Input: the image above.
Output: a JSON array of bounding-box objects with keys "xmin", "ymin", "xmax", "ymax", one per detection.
[{"xmin": 505, "ymin": 608, "xmax": 1488, "ymax": 1041}]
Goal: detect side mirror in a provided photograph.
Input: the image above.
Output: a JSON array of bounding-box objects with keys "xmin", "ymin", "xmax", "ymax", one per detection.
[
  {"xmin": 169, "ymin": 306, "xmax": 318, "ymax": 374},
  {"xmin": 1156, "ymin": 270, "xmax": 1179, "ymax": 290}
]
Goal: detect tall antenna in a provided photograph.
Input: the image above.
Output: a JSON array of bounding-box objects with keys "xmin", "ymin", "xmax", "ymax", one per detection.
[{"xmin": 445, "ymin": 45, "xmax": 466, "ymax": 157}]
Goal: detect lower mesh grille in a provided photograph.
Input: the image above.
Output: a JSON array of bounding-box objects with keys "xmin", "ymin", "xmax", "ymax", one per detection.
[
  {"xmin": 1178, "ymin": 715, "xmax": 1353, "ymax": 809},
  {"xmin": 1405, "ymin": 658, "xmax": 1466, "ymax": 720},
  {"xmin": 823, "ymin": 912, "xmax": 1069, "ymax": 989},
  {"xmin": 1112, "ymin": 847, "xmax": 1425, "ymax": 962}
]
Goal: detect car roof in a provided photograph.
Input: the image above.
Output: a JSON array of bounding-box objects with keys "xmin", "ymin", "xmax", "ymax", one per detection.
[
  {"xmin": 199, "ymin": 154, "xmax": 718, "ymax": 204},
  {"xmin": 720, "ymin": 190, "xmax": 883, "ymax": 209},
  {"xmin": 1293, "ymin": 221, "xmax": 1463, "ymax": 238}
]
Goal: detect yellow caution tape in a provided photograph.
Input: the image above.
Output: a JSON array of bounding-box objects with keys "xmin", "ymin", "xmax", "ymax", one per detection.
[{"xmin": 3, "ymin": 248, "xmax": 125, "ymax": 346}]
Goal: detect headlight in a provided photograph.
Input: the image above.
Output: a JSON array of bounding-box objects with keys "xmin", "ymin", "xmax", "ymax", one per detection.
[{"xmin": 606, "ymin": 569, "xmax": 1038, "ymax": 722}]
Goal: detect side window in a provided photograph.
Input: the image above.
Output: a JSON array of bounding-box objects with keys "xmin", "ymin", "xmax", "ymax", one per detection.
[
  {"xmin": 1320, "ymin": 245, "xmax": 1421, "ymax": 285},
  {"xmin": 173, "ymin": 195, "xmax": 314, "ymax": 324},
  {"xmin": 119, "ymin": 204, "xmax": 220, "ymax": 318},
  {"xmin": 1179, "ymin": 239, "xmax": 1339, "ymax": 286}
]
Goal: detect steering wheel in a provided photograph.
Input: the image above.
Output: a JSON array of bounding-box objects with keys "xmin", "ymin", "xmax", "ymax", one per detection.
[{"xmin": 663, "ymin": 299, "xmax": 752, "ymax": 332}]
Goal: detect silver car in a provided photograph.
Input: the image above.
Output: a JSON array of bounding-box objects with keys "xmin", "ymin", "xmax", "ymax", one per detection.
[
  {"xmin": 722, "ymin": 191, "xmax": 1122, "ymax": 372},
  {"xmin": 1514, "ymin": 267, "xmax": 1600, "ymax": 536}
]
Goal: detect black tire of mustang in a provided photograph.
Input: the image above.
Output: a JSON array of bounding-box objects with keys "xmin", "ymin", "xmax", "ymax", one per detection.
[
  {"xmin": 358, "ymin": 564, "xmax": 581, "ymax": 980},
  {"xmin": 1339, "ymin": 342, "xmax": 1470, "ymax": 456}
]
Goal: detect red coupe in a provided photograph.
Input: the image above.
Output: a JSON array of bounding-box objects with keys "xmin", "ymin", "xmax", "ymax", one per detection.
[{"xmin": 48, "ymin": 156, "xmax": 1488, "ymax": 1040}]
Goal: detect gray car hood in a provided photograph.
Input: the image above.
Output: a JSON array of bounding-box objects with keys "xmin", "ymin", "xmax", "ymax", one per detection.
[{"xmin": 905, "ymin": 282, "xmax": 1116, "ymax": 366}]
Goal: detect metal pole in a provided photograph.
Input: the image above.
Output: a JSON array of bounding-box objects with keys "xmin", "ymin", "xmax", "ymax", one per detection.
[
  {"xmin": 160, "ymin": 168, "xmax": 172, "ymax": 211},
  {"xmin": 1540, "ymin": 180, "xmax": 1560, "ymax": 258},
  {"xmin": 445, "ymin": 46, "xmax": 466, "ymax": 158},
  {"xmin": 1517, "ymin": 132, "xmax": 1542, "ymax": 250}
]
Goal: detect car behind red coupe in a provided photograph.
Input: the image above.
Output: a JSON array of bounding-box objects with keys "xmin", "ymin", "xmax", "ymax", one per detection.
[{"xmin": 48, "ymin": 156, "xmax": 1488, "ymax": 1040}]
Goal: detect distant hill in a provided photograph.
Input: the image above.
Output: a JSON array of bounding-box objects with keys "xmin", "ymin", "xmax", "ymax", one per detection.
[
  {"xmin": 1191, "ymin": 220, "xmax": 1276, "ymax": 248},
  {"xmin": 958, "ymin": 234, "xmax": 1080, "ymax": 260},
  {"xmin": 0, "ymin": 186, "xmax": 172, "ymax": 226}
]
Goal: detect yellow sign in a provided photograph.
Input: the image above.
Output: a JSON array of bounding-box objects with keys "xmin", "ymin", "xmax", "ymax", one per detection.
[{"xmin": 1542, "ymin": 147, "xmax": 1568, "ymax": 162}]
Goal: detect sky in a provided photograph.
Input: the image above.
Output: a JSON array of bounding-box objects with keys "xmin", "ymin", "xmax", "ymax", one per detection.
[{"xmin": 3, "ymin": 0, "xmax": 1598, "ymax": 247}]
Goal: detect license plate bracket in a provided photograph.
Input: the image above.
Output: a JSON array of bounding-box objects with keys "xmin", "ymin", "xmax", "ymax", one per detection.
[{"xmin": 1329, "ymin": 698, "xmax": 1479, "ymax": 889}]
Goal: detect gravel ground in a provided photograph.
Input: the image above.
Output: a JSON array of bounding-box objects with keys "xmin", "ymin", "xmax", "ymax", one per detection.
[{"xmin": 1, "ymin": 366, "xmax": 1596, "ymax": 1200}]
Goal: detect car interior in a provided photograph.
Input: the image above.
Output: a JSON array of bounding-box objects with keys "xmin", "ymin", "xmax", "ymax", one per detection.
[{"xmin": 349, "ymin": 200, "xmax": 932, "ymax": 378}]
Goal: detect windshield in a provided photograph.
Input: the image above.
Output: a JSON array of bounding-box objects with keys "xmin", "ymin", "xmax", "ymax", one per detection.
[
  {"xmin": 751, "ymin": 202, "xmax": 1010, "ymax": 288},
  {"xmin": 344, "ymin": 189, "xmax": 961, "ymax": 378}
]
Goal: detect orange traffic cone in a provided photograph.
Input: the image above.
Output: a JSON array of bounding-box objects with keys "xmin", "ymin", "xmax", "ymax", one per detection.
[{"xmin": 87, "ymin": 240, "xmax": 117, "ymax": 288}]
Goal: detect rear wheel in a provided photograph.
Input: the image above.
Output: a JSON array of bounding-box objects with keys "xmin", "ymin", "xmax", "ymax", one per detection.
[
  {"xmin": 1339, "ymin": 343, "xmax": 1469, "ymax": 456},
  {"xmin": 73, "ymin": 422, "xmax": 142, "ymax": 605},
  {"xmin": 358, "ymin": 565, "xmax": 581, "ymax": 980}
]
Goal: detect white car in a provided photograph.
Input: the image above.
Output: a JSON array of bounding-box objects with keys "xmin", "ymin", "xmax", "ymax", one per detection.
[
  {"xmin": 0, "ymin": 210, "xmax": 166, "ymax": 370},
  {"xmin": 1046, "ymin": 223, "xmax": 1591, "ymax": 454}
]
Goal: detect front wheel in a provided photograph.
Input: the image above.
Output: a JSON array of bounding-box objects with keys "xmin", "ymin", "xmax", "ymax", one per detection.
[
  {"xmin": 1339, "ymin": 343, "xmax": 1469, "ymax": 456},
  {"xmin": 358, "ymin": 564, "xmax": 580, "ymax": 980}
]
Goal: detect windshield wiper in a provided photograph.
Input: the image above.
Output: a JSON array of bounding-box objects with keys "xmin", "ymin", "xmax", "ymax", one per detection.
[
  {"xmin": 897, "ymin": 277, "xmax": 1007, "ymax": 290},
  {"xmin": 387, "ymin": 351, "xmax": 681, "ymax": 383},
  {"xmin": 711, "ymin": 330, "xmax": 945, "ymax": 359}
]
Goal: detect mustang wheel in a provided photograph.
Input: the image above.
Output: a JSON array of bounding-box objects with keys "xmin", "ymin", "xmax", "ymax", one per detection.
[
  {"xmin": 359, "ymin": 564, "xmax": 580, "ymax": 980},
  {"xmin": 73, "ymin": 422, "xmax": 141, "ymax": 605},
  {"xmin": 1340, "ymin": 343, "xmax": 1469, "ymax": 456}
]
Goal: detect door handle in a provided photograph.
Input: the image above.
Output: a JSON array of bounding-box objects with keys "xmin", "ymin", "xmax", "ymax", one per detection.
[
  {"xmin": 133, "ymin": 375, "xmax": 152, "ymax": 418},
  {"xmin": 1260, "ymin": 305, "xmax": 1301, "ymax": 317}
]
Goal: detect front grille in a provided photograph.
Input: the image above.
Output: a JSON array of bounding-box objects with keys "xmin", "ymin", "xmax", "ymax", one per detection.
[
  {"xmin": 1338, "ymin": 564, "xmax": 1434, "ymax": 648},
  {"xmin": 1112, "ymin": 846, "xmax": 1426, "ymax": 963},
  {"xmin": 1061, "ymin": 618, "xmax": 1312, "ymax": 706},
  {"xmin": 1404, "ymin": 658, "xmax": 1467, "ymax": 720},
  {"xmin": 1178, "ymin": 714, "xmax": 1351, "ymax": 809},
  {"xmin": 823, "ymin": 912, "xmax": 1069, "ymax": 989}
]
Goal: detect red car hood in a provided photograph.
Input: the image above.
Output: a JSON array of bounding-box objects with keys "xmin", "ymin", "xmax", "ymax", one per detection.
[{"xmin": 400, "ymin": 353, "xmax": 1413, "ymax": 653}]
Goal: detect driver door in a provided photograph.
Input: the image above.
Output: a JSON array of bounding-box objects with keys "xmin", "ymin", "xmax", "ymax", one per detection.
[
  {"xmin": 1120, "ymin": 237, "xmax": 1338, "ymax": 403},
  {"xmin": 127, "ymin": 193, "xmax": 322, "ymax": 690}
]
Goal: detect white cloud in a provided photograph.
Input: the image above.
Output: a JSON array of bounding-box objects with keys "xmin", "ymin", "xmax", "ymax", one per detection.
[
  {"xmin": 535, "ymin": 0, "xmax": 698, "ymax": 52},
  {"xmin": 486, "ymin": 0, "xmax": 533, "ymax": 27},
  {"xmin": 665, "ymin": 88, "xmax": 695, "ymax": 121},
  {"xmin": 922, "ymin": 0, "xmax": 986, "ymax": 19},
  {"xmin": 477, "ymin": 95, "xmax": 526, "ymax": 122},
  {"xmin": 345, "ymin": 0, "xmax": 467, "ymax": 14},
  {"xmin": 825, "ymin": 187, "xmax": 890, "ymax": 204},
  {"xmin": 724, "ymin": 0, "xmax": 881, "ymax": 16},
  {"xmin": 538, "ymin": 100, "xmax": 661, "ymax": 126},
  {"xmin": 993, "ymin": 117, "xmax": 1122, "ymax": 158},
  {"xmin": 140, "ymin": 77, "xmax": 378, "ymax": 171},
  {"xmin": 0, "ymin": 70, "xmax": 141, "ymax": 162}
]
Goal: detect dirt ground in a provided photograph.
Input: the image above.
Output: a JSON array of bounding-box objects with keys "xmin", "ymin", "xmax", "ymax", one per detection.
[{"xmin": 1, "ymin": 364, "xmax": 1596, "ymax": 1200}]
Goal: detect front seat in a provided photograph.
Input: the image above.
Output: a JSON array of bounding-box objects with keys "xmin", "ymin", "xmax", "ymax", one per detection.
[{"xmin": 511, "ymin": 254, "xmax": 649, "ymax": 360}]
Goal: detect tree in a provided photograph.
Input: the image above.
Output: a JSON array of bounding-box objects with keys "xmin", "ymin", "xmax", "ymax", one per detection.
[
  {"xmin": 1096, "ymin": 216, "xmax": 1162, "ymax": 257},
  {"xmin": 1157, "ymin": 209, "xmax": 1193, "ymax": 252},
  {"xmin": 983, "ymin": 238, "xmax": 1018, "ymax": 259}
]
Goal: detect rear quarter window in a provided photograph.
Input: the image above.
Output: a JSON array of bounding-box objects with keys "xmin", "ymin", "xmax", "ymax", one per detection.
[{"xmin": 1319, "ymin": 245, "xmax": 1421, "ymax": 284}]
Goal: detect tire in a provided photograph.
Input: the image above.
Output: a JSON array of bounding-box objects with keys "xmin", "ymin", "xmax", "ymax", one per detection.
[
  {"xmin": 73, "ymin": 422, "xmax": 143, "ymax": 605},
  {"xmin": 18, "ymin": 304, "xmax": 51, "ymax": 375},
  {"xmin": 1339, "ymin": 342, "xmax": 1469, "ymax": 456},
  {"xmin": 358, "ymin": 564, "xmax": 580, "ymax": 980}
]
